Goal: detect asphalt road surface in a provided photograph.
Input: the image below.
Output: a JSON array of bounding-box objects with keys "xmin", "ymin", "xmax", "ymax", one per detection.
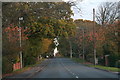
[
  {"xmin": 8, "ymin": 58, "xmax": 119, "ymax": 78},
  {"xmin": 32, "ymin": 58, "xmax": 119, "ymax": 78}
]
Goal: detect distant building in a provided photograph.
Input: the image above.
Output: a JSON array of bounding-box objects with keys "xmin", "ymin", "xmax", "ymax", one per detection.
[{"xmin": 53, "ymin": 47, "xmax": 59, "ymax": 57}]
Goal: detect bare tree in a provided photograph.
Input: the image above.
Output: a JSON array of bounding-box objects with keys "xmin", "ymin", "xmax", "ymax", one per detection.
[{"xmin": 96, "ymin": 2, "xmax": 120, "ymax": 26}]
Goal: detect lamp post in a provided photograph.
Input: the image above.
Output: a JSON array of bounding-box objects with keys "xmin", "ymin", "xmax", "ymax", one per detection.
[
  {"xmin": 93, "ymin": 8, "xmax": 97, "ymax": 65},
  {"xmin": 19, "ymin": 17, "xmax": 23, "ymax": 68}
]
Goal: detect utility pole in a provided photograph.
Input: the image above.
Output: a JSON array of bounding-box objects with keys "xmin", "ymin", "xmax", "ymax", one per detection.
[
  {"xmin": 93, "ymin": 8, "xmax": 97, "ymax": 65},
  {"xmin": 69, "ymin": 39, "xmax": 72, "ymax": 58},
  {"xmin": 82, "ymin": 28, "xmax": 85, "ymax": 61},
  {"xmin": 19, "ymin": 17, "xmax": 23, "ymax": 68}
]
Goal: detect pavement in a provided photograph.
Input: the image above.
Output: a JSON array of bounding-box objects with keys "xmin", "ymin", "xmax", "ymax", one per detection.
[{"xmin": 3, "ymin": 57, "xmax": 119, "ymax": 78}]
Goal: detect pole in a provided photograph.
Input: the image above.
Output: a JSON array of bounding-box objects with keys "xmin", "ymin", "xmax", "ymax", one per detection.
[
  {"xmin": 69, "ymin": 40, "xmax": 72, "ymax": 58},
  {"xmin": 19, "ymin": 18, "xmax": 23, "ymax": 68},
  {"xmin": 82, "ymin": 28, "xmax": 85, "ymax": 61},
  {"xmin": 93, "ymin": 8, "xmax": 97, "ymax": 65}
]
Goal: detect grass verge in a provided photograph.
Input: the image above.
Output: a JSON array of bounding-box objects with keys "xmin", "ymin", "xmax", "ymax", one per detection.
[
  {"xmin": 89, "ymin": 65, "xmax": 119, "ymax": 72},
  {"xmin": 72, "ymin": 57, "xmax": 119, "ymax": 72},
  {"xmin": 72, "ymin": 57, "xmax": 86, "ymax": 63}
]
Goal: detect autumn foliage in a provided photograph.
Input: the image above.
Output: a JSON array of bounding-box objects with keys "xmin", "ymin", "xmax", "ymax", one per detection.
[
  {"xmin": 4, "ymin": 24, "xmax": 30, "ymax": 43},
  {"xmin": 73, "ymin": 19, "xmax": 119, "ymax": 66}
]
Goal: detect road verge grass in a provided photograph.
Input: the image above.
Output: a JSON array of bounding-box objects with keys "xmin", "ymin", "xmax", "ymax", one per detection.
[
  {"xmin": 3, "ymin": 58, "xmax": 45, "ymax": 78},
  {"xmin": 89, "ymin": 65, "xmax": 119, "ymax": 72},
  {"xmin": 72, "ymin": 57, "xmax": 119, "ymax": 72}
]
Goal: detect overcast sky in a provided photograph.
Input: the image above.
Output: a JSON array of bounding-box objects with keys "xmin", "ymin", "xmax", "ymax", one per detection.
[{"xmin": 67, "ymin": 0, "xmax": 120, "ymax": 20}]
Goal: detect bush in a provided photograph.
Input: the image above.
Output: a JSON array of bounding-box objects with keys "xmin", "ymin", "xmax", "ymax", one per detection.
[
  {"xmin": 24, "ymin": 56, "xmax": 36, "ymax": 66},
  {"xmin": 115, "ymin": 60, "xmax": 120, "ymax": 68},
  {"xmin": 108, "ymin": 54, "xmax": 118, "ymax": 67},
  {"xmin": 2, "ymin": 57, "xmax": 13, "ymax": 74}
]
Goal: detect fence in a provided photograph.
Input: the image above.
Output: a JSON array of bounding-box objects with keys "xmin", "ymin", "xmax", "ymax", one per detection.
[{"xmin": 13, "ymin": 62, "xmax": 21, "ymax": 71}]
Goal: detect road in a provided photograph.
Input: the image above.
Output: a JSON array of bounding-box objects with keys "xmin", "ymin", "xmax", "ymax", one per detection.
[
  {"xmin": 7, "ymin": 58, "xmax": 119, "ymax": 78},
  {"xmin": 32, "ymin": 58, "xmax": 118, "ymax": 78}
]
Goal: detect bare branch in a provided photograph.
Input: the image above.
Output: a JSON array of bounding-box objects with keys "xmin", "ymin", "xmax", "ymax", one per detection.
[{"xmin": 96, "ymin": 2, "xmax": 119, "ymax": 26}]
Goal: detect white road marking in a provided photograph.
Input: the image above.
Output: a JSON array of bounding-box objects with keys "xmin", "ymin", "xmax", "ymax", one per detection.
[
  {"xmin": 76, "ymin": 76, "xmax": 79, "ymax": 78},
  {"xmin": 60, "ymin": 59, "xmax": 79, "ymax": 78}
]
